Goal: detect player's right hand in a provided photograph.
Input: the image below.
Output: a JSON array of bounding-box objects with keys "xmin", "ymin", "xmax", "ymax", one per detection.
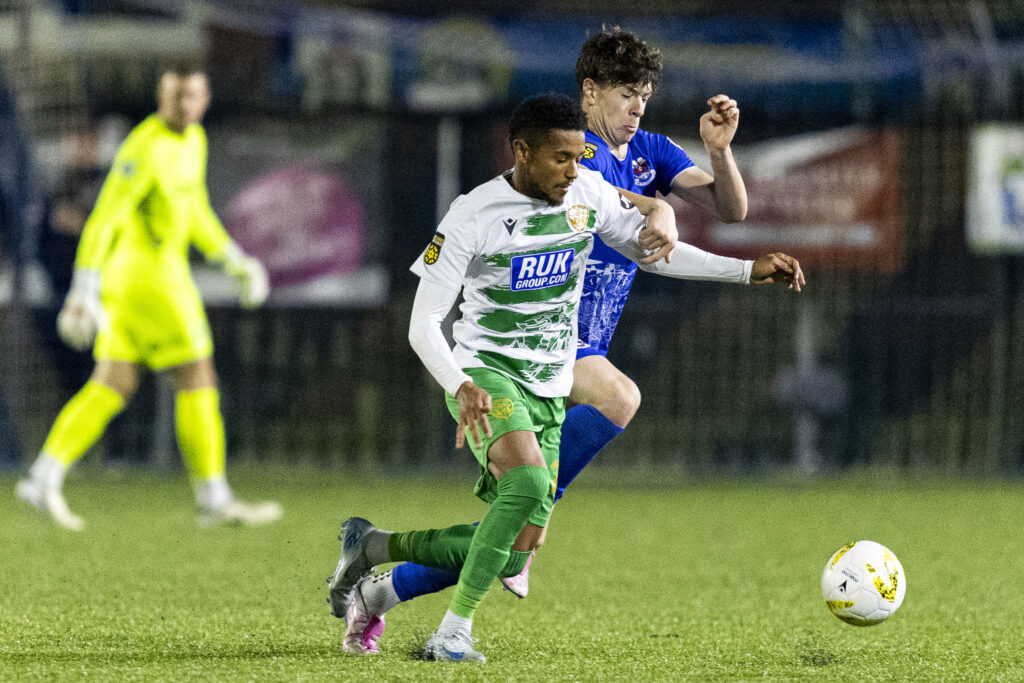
[
  {"xmin": 454, "ymin": 381, "xmax": 493, "ymax": 450},
  {"xmin": 56, "ymin": 298, "xmax": 104, "ymax": 351},
  {"xmin": 57, "ymin": 269, "xmax": 106, "ymax": 351}
]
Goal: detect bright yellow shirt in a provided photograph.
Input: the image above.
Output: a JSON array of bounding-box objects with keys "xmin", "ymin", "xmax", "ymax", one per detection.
[
  {"xmin": 76, "ymin": 114, "xmax": 232, "ymax": 275},
  {"xmin": 78, "ymin": 114, "xmax": 233, "ymax": 368}
]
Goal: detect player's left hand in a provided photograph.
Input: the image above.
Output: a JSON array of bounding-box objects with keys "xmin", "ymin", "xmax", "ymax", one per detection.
[
  {"xmin": 750, "ymin": 252, "xmax": 805, "ymax": 291},
  {"xmin": 699, "ymin": 94, "xmax": 740, "ymax": 151},
  {"xmin": 224, "ymin": 255, "xmax": 270, "ymax": 308},
  {"xmin": 236, "ymin": 256, "xmax": 270, "ymax": 308},
  {"xmin": 637, "ymin": 200, "xmax": 678, "ymax": 265}
]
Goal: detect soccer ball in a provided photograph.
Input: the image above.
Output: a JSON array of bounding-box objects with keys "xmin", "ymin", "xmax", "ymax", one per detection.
[{"xmin": 821, "ymin": 540, "xmax": 906, "ymax": 626}]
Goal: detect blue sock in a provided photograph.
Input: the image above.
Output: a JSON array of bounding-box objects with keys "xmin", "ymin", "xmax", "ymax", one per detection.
[
  {"xmin": 391, "ymin": 562, "xmax": 460, "ymax": 602},
  {"xmin": 555, "ymin": 404, "xmax": 624, "ymax": 502}
]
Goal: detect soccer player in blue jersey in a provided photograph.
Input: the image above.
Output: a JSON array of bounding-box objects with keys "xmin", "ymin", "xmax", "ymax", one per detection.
[
  {"xmin": 334, "ymin": 29, "xmax": 803, "ymax": 654},
  {"xmin": 561, "ymin": 26, "xmax": 750, "ymax": 515}
]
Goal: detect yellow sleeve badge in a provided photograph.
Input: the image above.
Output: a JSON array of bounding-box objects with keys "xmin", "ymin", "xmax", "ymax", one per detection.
[
  {"xmin": 583, "ymin": 143, "xmax": 597, "ymax": 160},
  {"xmin": 424, "ymin": 232, "xmax": 445, "ymax": 264}
]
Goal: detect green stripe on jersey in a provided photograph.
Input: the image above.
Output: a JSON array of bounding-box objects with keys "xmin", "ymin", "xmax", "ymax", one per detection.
[
  {"xmin": 475, "ymin": 350, "xmax": 567, "ymax": 385},
  {"xmin": 477, "ymin": 302, "xmax": 576, "ymax": 334},
  {"xmin": 482, "ymin": 238, "xmax": 590, "ymax": 269},
  {"xmin": 482, "ymin": 271, "xmax": 579, "ymax": 306},
  {"xmin": 521, "ymin": 209, "xmax": 595, "ymax": 236}
]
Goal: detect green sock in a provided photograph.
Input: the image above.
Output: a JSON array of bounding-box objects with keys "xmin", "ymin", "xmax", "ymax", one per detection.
[
  {"xmin": 449, "ymin": 465, "xmax": 550, "ymax": 618},
  {"xmin": 42, "ymin": 381, "xmax": 125, "ymax": 466},
  {"xmin": 389, "ymin": 523, "xmax": 477, "ymax": 570},
  {"xmin": 501, "ymin": 549, "xmax": 532, "ymax": 578},
  {"xmin": 389, "ymin": 528, "xmax": 534, "ymax": 577}
]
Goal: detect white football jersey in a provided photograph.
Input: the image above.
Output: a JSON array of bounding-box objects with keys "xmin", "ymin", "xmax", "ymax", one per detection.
[{"xmin": 410, "ymin": 167, "xmax": 648, "ymax": 397}]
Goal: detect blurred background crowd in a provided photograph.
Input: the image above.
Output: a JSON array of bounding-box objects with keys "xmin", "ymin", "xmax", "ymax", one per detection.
[{"xmin": 2, "ymin": 0, "xmax": 1024, "ymax": 477}]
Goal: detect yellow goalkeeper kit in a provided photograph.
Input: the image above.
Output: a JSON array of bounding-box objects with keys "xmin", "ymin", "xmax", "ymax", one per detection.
[{"xmin": 76, "ymin": 115, "xmax": 235, "ymax": 369}]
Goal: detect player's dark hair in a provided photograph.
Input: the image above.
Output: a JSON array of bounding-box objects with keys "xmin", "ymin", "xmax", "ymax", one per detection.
[
  {"xmin": 575, "ymin": 25, "xmax": 661, "ymax": 92},
  {"xmin": 508, "ymin": 93, "xmax": 587, "ymax": 149},
  {"xmin": 162, "ymin": 58, "xmax": 206, "ymax": 78}
]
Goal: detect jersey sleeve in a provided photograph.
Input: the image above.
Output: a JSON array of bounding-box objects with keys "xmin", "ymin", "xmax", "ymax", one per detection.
[
  {"xmin": 409, "ymin": 195, "xmax": 477, "ymax": 291},
  {"xmin": 74, "ymin": 130, "xmax": 154, "ymax": 271},
  {"xmin": 408, "ymin": 278, "xmax": 471, "ymax": 395},
  {"xmin": 188, "ymin": 127, "xmax": 234, "ymax": 260},
  {"xmin": 589, "ymin": 174, "xmax": 649, "ymax": 263},
  {"xmin": 651, "ymin": 133, "xmax": 694, "ymax": 196}
]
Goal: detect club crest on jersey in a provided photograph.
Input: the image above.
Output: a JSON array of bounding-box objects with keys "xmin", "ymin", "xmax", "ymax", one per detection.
[
  {"xmin": 632, "ymin": 156, "xmax": 655, "ymax": 187},
  {"xmin": 583, "ymin": 142, "xmax": 597, "ymax": 160},
  {"xmin": 510, "ymin": 248, "xmax": 575, "ymax": 292},
  {"xmin": 424, "ymin": 232, "xmax": 445, "ymax": 264},
  {"xmin": 566, "ymin": 204, "xmax": 592, "ymax": 233}
]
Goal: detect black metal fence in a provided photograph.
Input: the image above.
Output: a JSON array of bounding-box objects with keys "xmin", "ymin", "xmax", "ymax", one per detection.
[{"xmin": 3, "ymin": 0, "xmax": 1024, "ymax": 475}]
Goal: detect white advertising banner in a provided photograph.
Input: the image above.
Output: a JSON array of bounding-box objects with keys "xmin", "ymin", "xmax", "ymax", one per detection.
[{"xmin": 967, "ymin": 124, "xmax": 1024, "ymax": 254}]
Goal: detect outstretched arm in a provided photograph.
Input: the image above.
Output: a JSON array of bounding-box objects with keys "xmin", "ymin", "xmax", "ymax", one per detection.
[
  {"xmin": 670, "ymin": 95, "xmax": 748, "ymax": 223},
  {"xmin": 641, "ymin": 246, "xmax": 805, "ymax": 292},
  {"xmin": 639, "ymin": 241, "xmax": 752, "ymax": 283}
]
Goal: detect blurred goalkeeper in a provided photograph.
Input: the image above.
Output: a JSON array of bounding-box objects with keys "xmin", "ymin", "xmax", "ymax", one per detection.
[{"xmin": 15, "ymin": 63, "xmax": 281, "ymax": 530}]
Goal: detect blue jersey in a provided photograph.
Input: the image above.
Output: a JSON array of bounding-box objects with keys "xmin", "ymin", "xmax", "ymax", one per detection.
[{"xmin": 576, "ymin": 128, "xmax": 694, "ymax": 358}]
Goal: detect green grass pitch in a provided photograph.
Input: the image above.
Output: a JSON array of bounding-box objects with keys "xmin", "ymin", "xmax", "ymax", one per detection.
[{"xmin": 1, "ymin": 465, "xmax": 1022, "ymax": 680}]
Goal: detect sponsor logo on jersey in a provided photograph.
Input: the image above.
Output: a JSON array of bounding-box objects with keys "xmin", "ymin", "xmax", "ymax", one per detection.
[
  {"xmin": 632, "ymin": 156, "xmax": 655, "ymax": 187},
  {"xmin": 489, "ymin": 398, "xmax": 514, "ymax": 419},
  {"xmin": 583, "ymin": 142, "xmax": 597, "ymax": 159},
  {"xmin": 510, "ymin": 248, "xmax": 575, "ymax": 291},
  {"xmin": 503, "ymin": 217, "xmax": 517, "ymax": 235},
  {"xmin": 566, "ymin": 204, "xmax": 592, "ymax": 233},
  {"xmin": 618, "ymin": 193, "xmax": 635, "ymax": 210},
  {"xmin": 424, "ymin": 232, "xmax": 445, "ymax": 264}
]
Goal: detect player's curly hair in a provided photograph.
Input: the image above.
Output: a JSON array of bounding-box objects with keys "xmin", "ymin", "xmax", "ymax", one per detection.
[
  {"xmin": 508, "ymin": 93, "xmax": 588, "ymax": 148},
  {"xmin": 575, "ymin": 26, "xmax": 661, "ymax": 92}
]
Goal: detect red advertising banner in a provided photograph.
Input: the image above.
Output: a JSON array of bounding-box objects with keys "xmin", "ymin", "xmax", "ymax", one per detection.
[{"xmin": 672, "ymin": 127, "xmax": 902, "ymax": 272}]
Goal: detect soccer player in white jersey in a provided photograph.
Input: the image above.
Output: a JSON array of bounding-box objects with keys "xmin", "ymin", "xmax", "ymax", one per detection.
[{"xmin": 325, "ymin": 94, "xmax": 803, "ymax": 662}]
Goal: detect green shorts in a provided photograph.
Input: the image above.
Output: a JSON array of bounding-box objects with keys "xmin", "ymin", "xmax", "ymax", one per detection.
[{"xmin": 445, "ymin": 367, "xmax": 564, "ymax": 527}]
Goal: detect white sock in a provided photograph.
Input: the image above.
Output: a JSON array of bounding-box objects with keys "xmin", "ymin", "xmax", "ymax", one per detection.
[
  {"xmin": 194, "ymin": 476, "xmax": 232, "ymax": 510},
  {"xmin": 361, "ymin": 570, "xmax": 401, "ymax": 615},
  {"xmin": 29, "ymin": 453, "xmax": 67, "ymax": 493},
  {"xmin": 364, "ymin": 529, "xmax": 394, "ymax": 566},
  {"xmin": 438, "ymin": 609, "xmax": 472, "ymax": 635}
]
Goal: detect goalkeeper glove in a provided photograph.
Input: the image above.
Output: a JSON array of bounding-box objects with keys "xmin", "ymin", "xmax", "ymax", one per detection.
[
  {"xmin": 56, "ymin": 268, "xmax": 106, "ymax": 351},
  {"xmin": 219, "ymin": 244, "xmax": 270, "ymax": 308}
]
